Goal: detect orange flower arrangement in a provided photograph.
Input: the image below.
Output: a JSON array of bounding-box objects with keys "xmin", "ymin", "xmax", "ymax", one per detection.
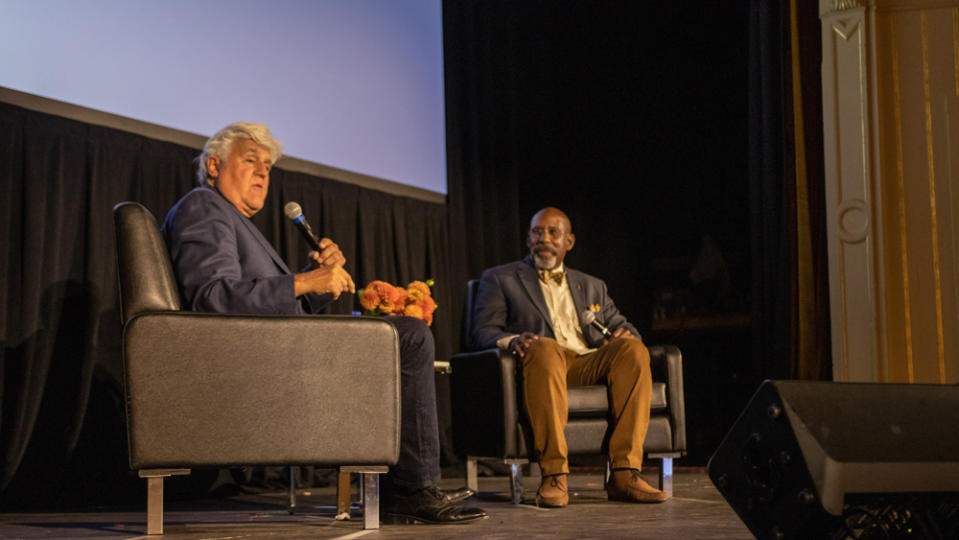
[{"xmin": 359, "ymin": 279, "xmax": 437, "ymax": 326}]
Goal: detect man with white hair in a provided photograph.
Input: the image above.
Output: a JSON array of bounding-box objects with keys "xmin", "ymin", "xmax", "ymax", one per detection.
[{"xmin": 161, "ymin": 122, "xmax": 486, "ymax": 524}]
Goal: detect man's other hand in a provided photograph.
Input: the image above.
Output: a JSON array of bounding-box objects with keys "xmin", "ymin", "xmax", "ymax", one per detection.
[
  {"xmin": 509, "ymin": 332, "xmax": 540, "ymax": 357},
  {"xmin": 307, "ymin": 237, "xmax": 346, "ymax": 269},
  {"xmin": 294, "ymin": 265, "xmax": 355, "ymax": 299},
  {"xmin": 605, "ymin": 327, "xmax": 636, "ymax": 344}
]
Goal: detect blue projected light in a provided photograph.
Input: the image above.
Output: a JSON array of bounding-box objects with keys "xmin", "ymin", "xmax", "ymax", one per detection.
[{"xmin": 0, "ymin": 0, "xmax": 447, "ymax": 194}]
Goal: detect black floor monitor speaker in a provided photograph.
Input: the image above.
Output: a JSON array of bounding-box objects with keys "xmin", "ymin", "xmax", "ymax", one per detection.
[{"xmin": 708, "ymin": 380, "xmax": 959, "ymax": 539}]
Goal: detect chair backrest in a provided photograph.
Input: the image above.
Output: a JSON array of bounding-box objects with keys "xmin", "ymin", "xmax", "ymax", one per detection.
[
  {"xmin": 460, "ymin": 279, "xmax": 480, "ymax": 349},
  {"xmin": 113, "ymin": 201, "xmax": 181, "ymax": 325}
]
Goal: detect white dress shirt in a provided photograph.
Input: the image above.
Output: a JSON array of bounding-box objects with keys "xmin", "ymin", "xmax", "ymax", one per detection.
[{"xmin": 496, "ymin": 264, "xmax": 594, "ymax": 354}]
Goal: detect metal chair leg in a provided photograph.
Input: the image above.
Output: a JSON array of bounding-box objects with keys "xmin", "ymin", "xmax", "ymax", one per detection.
[
  {"xmin": 466, "ymin": 456, "xmax": 528, "ymax": 503},
  {"xmin": 466, "ymin": 456, "xmax": 479, "ymax": 492},
  {"xmin": 338, "ymin": 466, "xmax": 387, "ymax": 530},
  {"xmin": 146, "ymin": 476, "xmax": 164, "ymax": 535},
  {"xmin": 659, "ymin": 457, "xmax": 673, "ymax": 497},
  {"xmin": 139, "ymin": 469, "xmax": 189, "ymax": 535},
  {"xmin": 362, "ymin": 473, "xmax": 380, "ymax": 530},
  {"xmin": 288, "ymin": 466, "xmax": 297, "ymax": 514},
  {"xmin": 508, "ymin": 461, "xmax": 524, "ymax": 504}
]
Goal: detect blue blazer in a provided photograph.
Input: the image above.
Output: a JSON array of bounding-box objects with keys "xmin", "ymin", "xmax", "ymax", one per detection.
[
  {"xmin": 161, "ymin": 185, "xmax": 330, "ymax": 315},
  {"xmin": 470, "ymin": 256, "xmax": 639, "ymax": 351}
]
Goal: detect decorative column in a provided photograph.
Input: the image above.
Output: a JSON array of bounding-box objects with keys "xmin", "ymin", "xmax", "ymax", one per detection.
[
  {"xmin": 820, "ymin": 0, "xmax": 882, "ymax": 382},
  {"xmin": 820, "ymin": 0, "xmax": 959, "ymax": 383}
]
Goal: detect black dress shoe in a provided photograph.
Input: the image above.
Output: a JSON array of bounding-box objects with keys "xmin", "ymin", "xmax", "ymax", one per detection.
[
  {"xmin": 383, "ymin": 486, "xmax": 488, "ymax": 524},
  {"xmin": 441, "ymin": 486, "xmax": 475, "ymax": 503}
]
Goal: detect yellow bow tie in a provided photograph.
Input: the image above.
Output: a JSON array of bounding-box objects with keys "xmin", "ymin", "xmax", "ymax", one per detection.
[{"xmin": 538, "ymin": 268, "xmax": 566, "ymax": 285}]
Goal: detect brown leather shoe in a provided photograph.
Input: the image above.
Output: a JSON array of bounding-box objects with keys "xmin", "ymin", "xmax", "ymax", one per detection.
[
  {"xmin": 535, "ymin": 474, "xmax": 569, "ymax": 507},
  {"xmin": 606, "ymin": 469, "xmax": 669, "ymax": 503}
]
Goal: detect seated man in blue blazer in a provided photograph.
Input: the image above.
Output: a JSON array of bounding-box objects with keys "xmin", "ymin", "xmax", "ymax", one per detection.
[
  {"xmin": 471, "ymin": 207, "xmax": 668, "ymax": 507},
  {"xmin": 161, "ymin": 122, "xmax": 485, "ymax": 525}
]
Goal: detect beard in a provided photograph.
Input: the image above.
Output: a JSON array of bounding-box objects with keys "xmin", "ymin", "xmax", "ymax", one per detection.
[{"xmin": 531, "ymin": 245, "xmax": 558, "ymax": 270}]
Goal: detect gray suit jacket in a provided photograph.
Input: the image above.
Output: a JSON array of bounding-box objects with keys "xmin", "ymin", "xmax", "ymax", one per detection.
[
  {"xmin": 470, "ymin": 256, "xmax": 639, "ymax": 350},
  {"xmin": 161, "ymin": 185, "xmax": 330, "ymax": 315}
]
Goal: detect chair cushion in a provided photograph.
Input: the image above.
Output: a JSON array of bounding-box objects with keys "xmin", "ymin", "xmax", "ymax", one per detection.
[
  {"xmin": 565, "ymin": 418, "xmax": 608, "ymax": 454},
  {"xmin": 565, "ymin": 417, "xmax": 676, "ymax": 455},
  {"xmin": 567, "ymin": 382, "xmax": 668, "ymax": 418},
  {"xmin": 643, "ymin": 416, "xmax": 675, "ymax": 454},
  {"xmin": 568, "ymin": 386, "xmax": 608, "ymax": 416},
  {"xmin": 650, "ymin": 382, "xmax": 667, "ymax": 412}
]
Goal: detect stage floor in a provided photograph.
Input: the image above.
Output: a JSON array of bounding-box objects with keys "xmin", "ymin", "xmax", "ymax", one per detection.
[{"xmin": 0, "ymin": 468, "xmax": 751, "ymax": 539}]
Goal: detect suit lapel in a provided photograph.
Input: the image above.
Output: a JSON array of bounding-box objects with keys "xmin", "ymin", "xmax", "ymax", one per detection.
[
  {"xmin": 237, "ymin": 212, "xmax": 293, "ymax": 275},
  {"xmin": 517, "ymin": 263, "xmax": 554, "ymax": 334},
  {"xmin": 209, "ymin": 184, "xmax": 293, "ymax": 275},
  {"xmin": 236, "ymin": 210, "xmax": 312, "ymax": 313},
  {"xmin": 566, "ymin": 270, "xmax": 590, "ymax": 335}
]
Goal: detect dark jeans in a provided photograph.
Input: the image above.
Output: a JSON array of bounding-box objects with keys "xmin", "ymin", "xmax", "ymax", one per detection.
[{"xmin": 384, "ymin": 315, "xmax": 441, "ymax": 491}]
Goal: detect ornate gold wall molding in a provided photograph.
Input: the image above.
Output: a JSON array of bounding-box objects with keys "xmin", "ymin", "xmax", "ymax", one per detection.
[
  {"xmin": 821, "ymin": 0, "xmax": 871, "ymax": 17},
  {"xmin": 822, "ymin": 0, "xmax": 959, "ymax": 17},
  {"xmin": 821, "ymin": 0, "xmax": 959, "ymax": 383}
]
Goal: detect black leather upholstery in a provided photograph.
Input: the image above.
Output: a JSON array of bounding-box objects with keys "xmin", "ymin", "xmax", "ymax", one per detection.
[
  {"xmin": 113, "ymin": 201, "xmax": 401, "ymax": 470},
  {"xmin": 450, "ymin": 279, "xmax": 686, "ymax": 466},
  {"xmin": 114, "ymin": 202, "xmax": 182, "ymax": 323}
]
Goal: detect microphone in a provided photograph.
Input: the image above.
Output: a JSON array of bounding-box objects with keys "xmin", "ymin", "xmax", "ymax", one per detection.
[
  {"xmin": 284, "ymin": 201, "xmax": 321, "ymax": 252},
  {"xmin": 580, "ymin": 310, "xmax": 612, "ymax": 338}
]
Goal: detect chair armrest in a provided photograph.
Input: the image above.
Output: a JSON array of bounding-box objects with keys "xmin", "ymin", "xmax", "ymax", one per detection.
[
  {"xmin": 449, "ymin": 348, "xmax": 523, "ymax": 458},
  {"xmin": 123, "ymin": 312, "xmax": 400, "ymax": 469},
  {"xmin": 649, "ymin": 345, "xmax": 686, "ymax": 452}
]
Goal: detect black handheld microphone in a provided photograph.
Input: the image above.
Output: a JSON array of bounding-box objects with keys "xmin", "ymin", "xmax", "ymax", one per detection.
[
  {"xmin": 284, "ymin": 201, "xmax": 321, "ymax": 252},
  {"xmin": 580, "ymin": 310, "xmax": 612, "ymax": 338}
]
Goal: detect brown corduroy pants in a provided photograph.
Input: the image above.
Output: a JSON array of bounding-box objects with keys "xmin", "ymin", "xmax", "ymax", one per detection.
[{"xmin": 521, "ymin": 337, "xmax": 652, "ymax": 476}]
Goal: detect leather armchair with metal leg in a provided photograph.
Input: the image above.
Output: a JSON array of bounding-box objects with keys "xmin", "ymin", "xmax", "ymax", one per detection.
[
  {"xmin": 450, "ymin": 280, "xmax": 686, "ymax": 504},
  {"xmin": 114, "ymin": 201, "xmax": 400, "ymax": 533}
]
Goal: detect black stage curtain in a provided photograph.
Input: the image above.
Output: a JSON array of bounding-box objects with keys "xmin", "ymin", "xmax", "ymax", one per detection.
[
  {"xmin": 747, "ymin": 0, "xmax": 792, "ymax": 382},
  {"xmin": 444, "ymin": 0, "xmax": 754, "ymax": 337},
  {"xmin": 443, "ymin": 1, "xmax": 754, "ymax": 468},
  {"xmin": 444, "ymin": 0, "xmax": 831, "ymax": 462},
  {"xmin": 747, "ymin": 0, "xmax": 831, "ymax": 383},
  {"xmin": 0, "ymin": 102, "xmax": 457, "ymax": 507},
  {"xmin": 443, "ymin": 1, "xmax": 529, "ymax": 331}
]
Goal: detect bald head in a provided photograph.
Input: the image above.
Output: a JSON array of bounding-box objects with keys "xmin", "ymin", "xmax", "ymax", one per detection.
[
  {"xmin": 527, "ymin": 207, "xmax": 575, "ymax": 270},
  {"xmin": 530, "ymin": 207, "xmax": 572, "ymax": 233}
]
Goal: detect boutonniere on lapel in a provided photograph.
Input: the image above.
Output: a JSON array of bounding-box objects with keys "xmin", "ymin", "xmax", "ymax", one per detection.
[{"xmin": 589, "ymin": 304, "xmax": 600, "ymax": 313}]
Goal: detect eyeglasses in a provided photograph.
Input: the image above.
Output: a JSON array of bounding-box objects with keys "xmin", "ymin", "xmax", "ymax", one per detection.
[{"xmin": 529, "ymin": 226, "xmax": 565, "ymax": 240}]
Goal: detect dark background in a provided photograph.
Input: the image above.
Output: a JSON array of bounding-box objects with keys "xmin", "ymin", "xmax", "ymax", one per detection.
[
  {"xmin": 444, "ymin": 1, "xmax": 760, "ymax": 468},
  {"xmin": 1, "ymin": 0, "xmax": 826, "ymax": 508}
]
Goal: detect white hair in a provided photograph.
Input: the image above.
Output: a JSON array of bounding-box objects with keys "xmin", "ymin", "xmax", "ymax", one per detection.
[{"xmin": 197, "ymin": 122, "xmax": 283, "ymax": 184}]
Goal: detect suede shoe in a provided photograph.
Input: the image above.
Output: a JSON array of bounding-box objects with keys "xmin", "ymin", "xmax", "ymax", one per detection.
[
  {"xmin": 535, "ymin": 474, "xmax": 569, "ymax": 507},
  {"xmin": 606, "ymin": 469, "xmax": 669, "ymax": 503},
  {"xmin": 441, "ymin": 486, "xmax": 475, "ymax": 503},
  {"xmin": 383, "ymin": 485, "xmax": 488, "ymax": 524}
]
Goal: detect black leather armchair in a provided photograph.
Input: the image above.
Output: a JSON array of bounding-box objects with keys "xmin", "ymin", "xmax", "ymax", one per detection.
[
  {"xmin": 450, "ymin": 280, "xmax": 686, "ymax": 503},
  {"xmin": 114, "ymin": 201, "xmax": 400, "ymax": 532}
]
